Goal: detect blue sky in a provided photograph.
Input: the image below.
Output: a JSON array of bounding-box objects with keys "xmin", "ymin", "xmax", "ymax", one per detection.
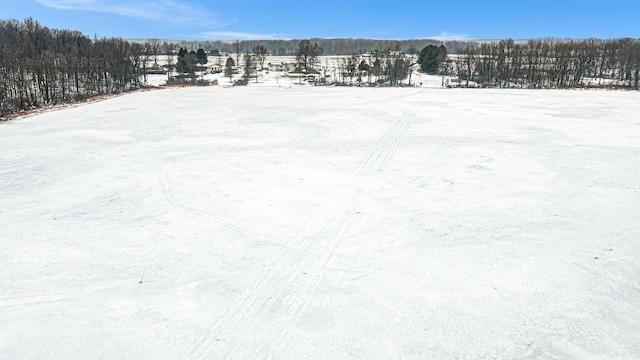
[{"xmin": 3, "ymin": 0, "xmax": 640, "ymax": 40}]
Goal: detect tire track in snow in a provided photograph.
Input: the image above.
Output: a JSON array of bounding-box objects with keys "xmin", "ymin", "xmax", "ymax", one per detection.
[
  {"xmin": 157, "ymin": 162, "xmax": 251, "ymax": 237},
  {"xmin": 180, "ymin": 110, "xmax": 415, "ymax": 360},
  {"xmin": 245, "ymin": 205, "xmax": 359, "ymax": 360},
  {"xmin": 180, "ymin": 204, "xmax": 351, "ymax": 360},
  {"xmin": 0, "ymin": 294, "xmax": 64, "ymax": 308},
  {"xmin": 246, "ymin": 110, "xmax": 417, "ymax": 359},
  {"xmin": 357, "ymin": 111, "xmax": 416, "ymax": 175},
  {"xmin": 517, "ymin": 239, "xmax": 589, "ymax": 259},
  {"xmin": 0, "ymin": 157, "xmax": 36, "ymax": 172}
]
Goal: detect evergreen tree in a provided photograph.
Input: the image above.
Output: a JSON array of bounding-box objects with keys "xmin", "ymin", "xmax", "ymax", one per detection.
[
  {"xmin": 418, "ymin": 45, "xmax": 447, "ymax": 74},
  {"xmin": 176, "ymin": 51, "xmax": 196, "ymax": 74},
  {"xmin": 225, "ymin": 56, "xmax": 235, "ymax": 82},
  {"xmin": 196, "ymin": 48, "xmax": 208, "ymax": 65}
]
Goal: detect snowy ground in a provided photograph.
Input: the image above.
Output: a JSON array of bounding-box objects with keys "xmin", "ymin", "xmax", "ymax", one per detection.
[
  {"xmin": 1, "ymin": 85, "xmax": 639, "ymax": 359},
  {"xmin": 145, "ymin": 55, "xmax": 426, "ymax": 88}
]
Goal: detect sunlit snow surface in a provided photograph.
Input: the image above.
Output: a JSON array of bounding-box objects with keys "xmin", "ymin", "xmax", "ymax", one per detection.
[{"xmin": 1, "ymin": 85, "xmax": 639, "ymax": 359}]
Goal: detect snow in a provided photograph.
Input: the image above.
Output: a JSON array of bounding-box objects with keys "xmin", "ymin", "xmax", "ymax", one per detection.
[{"xmin": 1, "ymin": 85, "xmax": 639, "ymax": 359}]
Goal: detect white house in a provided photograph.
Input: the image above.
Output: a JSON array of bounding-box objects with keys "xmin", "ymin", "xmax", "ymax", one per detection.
[
  {"xmin": 268, "ymin": 62, "xmax": 297, "ymax": 72},
  {"xmin": 207, "ymin": 64, "xmax": 222, "ymax": 73}
]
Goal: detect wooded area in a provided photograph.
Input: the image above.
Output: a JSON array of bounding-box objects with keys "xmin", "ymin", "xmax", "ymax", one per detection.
[
  {"xmin": 317, "ymin": 50, "xmax": 413, "ymax": 87},
  {"xmin": 1, "ymin": 18, "xmax": 147, "ymax": 118},
  {"xmin": 448, "ymin": 39, "xmax": 640, "ymax": 89}
]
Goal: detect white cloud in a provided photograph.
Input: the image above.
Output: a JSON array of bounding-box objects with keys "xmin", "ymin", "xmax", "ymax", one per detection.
[
  {"xmin": 35, "ymin": 0, "xmax": 222, "ymax": 26},
  {"xmin": 428, "ymin": 32, "xmax": 472, "ymax": 41},
  {"xmin": 200, "ymin": 31, "xmax": 286, "ymax": 40}
]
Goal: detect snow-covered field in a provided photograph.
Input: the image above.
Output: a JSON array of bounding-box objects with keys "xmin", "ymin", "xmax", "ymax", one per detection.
[{"xmin": 1, "ymin": 85, "xmax": 639, "ymax": 359}]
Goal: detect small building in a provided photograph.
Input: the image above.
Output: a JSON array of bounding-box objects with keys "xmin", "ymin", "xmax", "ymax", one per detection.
[
  {"xmin": 207, "ymin": 64, "xmax": 222, "ymax": 73},
  {"xmin": 285, "ymin": 63, "xmax": 297, "ymax": 72},
  {"xmin": 268, "ymin": 62, "xmax": 285, "ymax": 72},
  {"xmin": 268, "ymin": 62, "xmax": 297, "ymax": 72}
]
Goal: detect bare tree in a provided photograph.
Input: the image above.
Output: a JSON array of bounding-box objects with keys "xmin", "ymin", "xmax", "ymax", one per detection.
[
  {"xmin": 371, "ymin": 50, "xmax": 383, "ymax": 85},
  {"xmin": 387, "ymin": 52, "xmax": 410, "ymax": 86},
  {"xmin": 233, "ymin": 40, "xmax": 242, "ymax": 64},
  {"xmin": 243, "ymin": 53, "xmax": 256, "ymax": 82},
  {"xmin": 345, "ymin": 54, "xmax": 358, "ymax": 85},
  {"xmin": 163, "ymin": 42, "xmax": 174, "ymax": 82},
  {"xmin": 147, "ymin": 38, "xmax": 161, "ymax": 65},
  {"xmin": 253, "ymin": 45, "xmax": 268, "ymax": 70},
  {"xmin": 295, "ymin": 40, "xmax": 323, "ymax": 73}
]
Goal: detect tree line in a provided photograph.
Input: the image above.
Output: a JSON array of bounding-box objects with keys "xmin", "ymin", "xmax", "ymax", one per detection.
[
  {"xmin": 318, "ymin": 50, "xmax": 414, "ymax": 87},
  {"xmin": 255, "ymin": 40, "xmax": 416, "ymax": 87},
  {"xmin": 134, "ymin": 38, "xmax": 469, "ymax": 57},
  {"xmin": 446, "ymin": 38, "xmax": 640, "ymax": 89},
  {"xmin": 1, "ymin": 18, "xmax": 149, "ymax": 119},
  {"xmin": 219, "ymin": 40, "xmax": 418, "ymax": 87}
]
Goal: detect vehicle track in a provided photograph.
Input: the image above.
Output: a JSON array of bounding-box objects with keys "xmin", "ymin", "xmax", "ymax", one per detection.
[
  {"xmin": 357, "ymin": 111, "xmax": 416, "ymax": 175},
  {"xmin": 180, "ymin": 109, "xmax": 415, "ymax": 360},
  {"xmin": 182, "ymin": 204, "xmax": 358, "ymax": 360},
  {"xmin": 157, "ymin": 162, "xmax": 251, "ymax": 238},
  {"xmin": 245, "ymin": 205, "xmax": 359, "ymax": 360},
  {"xmin": 0, "ymin": 294, "xmax": 64, "ymax": 308}
]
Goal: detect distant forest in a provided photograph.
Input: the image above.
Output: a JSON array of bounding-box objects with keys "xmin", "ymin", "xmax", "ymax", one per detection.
[
  {"xmin": 131, "ymin": 38, "xmax": 470, "ymax": 56},
  {"xmin": 1, "ymin": 19, "xmax": 149, "ymax": 119},
  {"xmin": 449, "ymin": 39, "xmax": 640, "ymax": 89},
  {"xmin": 2, "ymin": 18, "xmax": 640, "ymax": 120}
]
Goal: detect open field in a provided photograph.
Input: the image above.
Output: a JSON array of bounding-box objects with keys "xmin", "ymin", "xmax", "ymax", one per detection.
[{"xmin": 1, "ymin": 86, "xmax": 639, "ymax": 359}]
